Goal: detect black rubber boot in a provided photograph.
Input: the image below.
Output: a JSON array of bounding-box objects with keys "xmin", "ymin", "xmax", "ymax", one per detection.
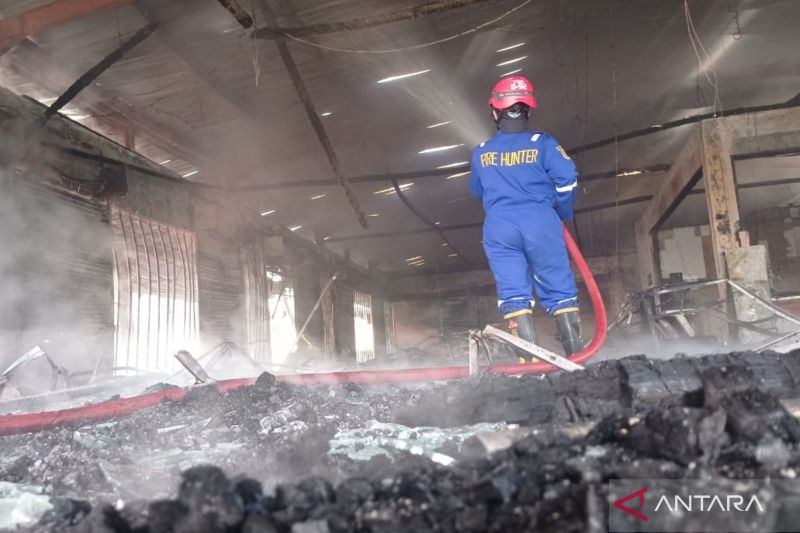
[
  {"xmin": 515, "ymin": 312, "xmax": 536, "ymax": 345},
  {"xmin": 555, "ymin": 309, "xmax": 583, "ymax": 356},
  {"xmin": 507, "ymin": 311, "xmax": 536, "ymax": 363}
]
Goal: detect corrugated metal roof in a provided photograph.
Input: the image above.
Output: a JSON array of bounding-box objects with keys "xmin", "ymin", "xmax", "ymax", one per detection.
[{"xmin": 1, "ymin": 0, "xmax": 799, "ymax": 270}]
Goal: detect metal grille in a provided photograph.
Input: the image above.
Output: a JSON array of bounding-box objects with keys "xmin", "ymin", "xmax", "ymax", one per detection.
[
  {"xmin": 322, "ymin": 274, "xmax": 336, "ymax": 357},
  {"xmin": 242, "ymin": 246, "xmax": 270, "ymax": 363},
  {"xmin": 354, "ymin": 290, "xmax": 375, "ymax": 364},
  {"xmin": 197, "ymin": 236, "xmax": 244, "ymax": 349},
  {"xmin": 267, "ymin": 269, "xmax": 296, "ymax": 365},
  {"xmin": 111, "ymin": 208, "xmax": 198, "ymax": 373},
  {"xmin": 384, "ymin": 301, "xmax": 396, "ymax": 355}
]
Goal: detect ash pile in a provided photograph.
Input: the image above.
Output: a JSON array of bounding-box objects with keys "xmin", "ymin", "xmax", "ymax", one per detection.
[{"xmin": 4, "ymin": 349, "xmax": 800, "ymax": 532}]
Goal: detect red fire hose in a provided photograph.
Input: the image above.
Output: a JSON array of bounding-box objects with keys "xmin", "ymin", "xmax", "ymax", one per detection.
[
  {"xmin": 488, "ymin": 225, "xmax": 608, "ymax": 374},
  {"xmin": 0, "ymin": 226, "xmax": 605, "ymax": 436}
]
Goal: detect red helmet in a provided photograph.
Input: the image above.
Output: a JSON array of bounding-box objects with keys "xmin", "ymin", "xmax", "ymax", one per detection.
[{"xmin": 489, "ymin": 75, "xmax": 537, "ymax": 110}]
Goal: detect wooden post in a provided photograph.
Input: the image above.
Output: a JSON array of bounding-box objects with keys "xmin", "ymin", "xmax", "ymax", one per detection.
[
  {"xmin": 700, "ymin": 119, "xmax": 741, "ymax": 280},
  {"xmin": 633, "ymin": 128, "xmax": 704, "ymax": 289}
]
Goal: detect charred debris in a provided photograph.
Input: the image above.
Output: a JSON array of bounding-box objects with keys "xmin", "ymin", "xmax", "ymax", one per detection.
[{"xmin": 3, "ymin": 349, "xmax": 800, "ymax": 531}]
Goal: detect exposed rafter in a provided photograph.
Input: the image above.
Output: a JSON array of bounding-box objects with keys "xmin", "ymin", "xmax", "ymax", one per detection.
[
  {"xmin": 261, "ymin": 1, "xmax": 368, "ymax": 228},
  {"xmin": 227, "ymin": 163, "xmax": 671, "ymax": 192},
  {"xmin": 216, "ymin": 0, "xmax": 253, "ymax": 28},
  {"xmin": 4, "ymin": 39, "xmax": 214, "ymax": 168},
  {"xmin": 325, "ymin": 195, "xmax": 659, "ymax": 243},
  {"xmin": 571, "ymin": 93, "xmax": 800, "ymax": 157},
  {"xmin": 39, "ymin": 22, "xmax": 158, "ymax": 126},
  {"xmin": 252, "ymin": 0, "xmax": 490, "ymax": 40}
]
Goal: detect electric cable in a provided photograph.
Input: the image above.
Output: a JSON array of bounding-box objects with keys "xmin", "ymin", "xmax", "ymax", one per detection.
[
  {"xmin": 283, "ymin": 0, "xmax": 532, "ymax": 54},
  {"xmin": 684, "ymin": 0, "xmax": 723, "ymax": 115}
]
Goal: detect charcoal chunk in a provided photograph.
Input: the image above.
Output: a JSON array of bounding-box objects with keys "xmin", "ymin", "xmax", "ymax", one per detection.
[
  {"xmin": 255, "ymin": 372, "xmax": 277, "ymax": 390},
  {"xmin": 620, "ymin": 355, "xmax": 671, "ymax": 405},
  {"xmin": 651, "ymin": 356, "xmax": 703, "ymax": 402},
  {"xmin": 147, "ymin": 501, "xmax": 189, "ymax": 533},
  {"xmin": 45, "ymin": 498, "xmax": 92, "ymax": 527},
  {"xmin": 242, "ymin": 514, "xmax": 279, "ymax": 533},
  {"xmin": 719, "ymin": 388, "xmax": 800, "ymax": 443},
  {"xmin": 176, "ymin": 466, "xmax": 244, "ymax": 531},
  {"xmin": 336, "ymin": 478, "xmax": 374, "ymax": 507},
  {"xmin": 71, "ymin": 504, "xmax": 131, "ymax": 533}
]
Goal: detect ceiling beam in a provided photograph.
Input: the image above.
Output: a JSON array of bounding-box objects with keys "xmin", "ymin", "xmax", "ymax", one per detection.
[
  {"xmin": 252, "ymin": 0, "xmax": 490, "ymax": 40},
  {"xmin": 227, "ymin": 163, "xmax": 671, "ymax": 193},
  {"xmin": 133, "ymin": 5, "xmax": 302, "ymax": 182},
  {"xmin": 636, "ymin": 128, "xmax": 704, "ymax": 236},
  {"xmin": 389, "ymin": 178, "xmax": 468, "ymax": 265},
  {"xmin": 4, "ymin": 39, "xmax": 214, "ymax": 168},
  {"xmin": 571, "ymin": 93, "xmax": 800, "ymax": 157},
  {"xmin": 39, "ymin": 22, "xmax": 157, "ymax": 126},
  {"xmin": 216, "ymin": 0, "xmax": 253, "ymax": 28},
  {"xmin": 326, "ymin": 195, "xmax": 657, "ymax": 243},
  {"xmin": 0, "ymin": 0, "xmax": 132, "ymax": 56},
  {"xmin": 262, "ymin": 0, "xmax": 368, "ymax": 228}
]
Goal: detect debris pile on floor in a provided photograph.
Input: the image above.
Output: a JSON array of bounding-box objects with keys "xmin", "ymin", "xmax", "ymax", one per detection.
[{"xmin": 2, "ymin": 349, "xmax": 800, "ymax": 531}]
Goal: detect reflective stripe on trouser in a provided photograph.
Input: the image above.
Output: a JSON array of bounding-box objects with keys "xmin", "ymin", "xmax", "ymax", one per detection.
[{"xmin": 483, "ymin": 207, "xmax": 578, "ymax": 316}]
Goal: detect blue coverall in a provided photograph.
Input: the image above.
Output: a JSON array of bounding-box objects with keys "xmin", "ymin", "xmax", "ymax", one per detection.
[{"xmin": 470, "ymin": 131, "xmax": 579, "ymax": 317}]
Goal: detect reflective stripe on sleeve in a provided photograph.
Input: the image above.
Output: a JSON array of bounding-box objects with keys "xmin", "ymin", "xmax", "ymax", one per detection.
[{"xmin": 555, "ymin": 181, "xmax": 578, "ymax": 193}]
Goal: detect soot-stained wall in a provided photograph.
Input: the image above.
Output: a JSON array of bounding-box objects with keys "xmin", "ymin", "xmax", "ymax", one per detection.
[{"xmin": 0, "ymin": 86, "xmax": 380, "ymax": 375}]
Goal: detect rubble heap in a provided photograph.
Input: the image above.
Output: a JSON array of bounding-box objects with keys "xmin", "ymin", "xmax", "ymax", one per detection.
[{"xmin": 2, "ymin": 350, "xmax": 800, "ymax": 531}]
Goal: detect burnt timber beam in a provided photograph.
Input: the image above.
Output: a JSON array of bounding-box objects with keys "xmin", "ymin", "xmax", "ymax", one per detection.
[
  {"xmin": 262, "ymin": 1, "xmax": 368, "ymax": 229},
  {"xmin": 0, "ymin": 84, "xmax": 180, "ymax": 183},
  {"xmin": 702, "ymin": 106, "xmax": 800, "ymax": 281},
  {"xmin": 570, "ymin": 92, "xmax": 800, "ymax": 156},
  {"xmin": 39, "ymin": 22, "xmax": 158, "ymax": 126},
  {"xmin": 727, "ymin": 106, "xmax": 800, "ymax": 157},
  {"xmin": 633, "ymin": 105, "xmax": 800, "ymax": 290},
  {"xmin": 0, "ymin": 0, "xmax": 132, "ymax": 56},
  {"xmin": 224, "ymin": 93, "xmax": 799, "ymax": 192},
  {"xmin": 133, "ymin": 5, "xmax": 328, "ymax": 184},
  {"xmin": 634, "ymin": 128, "xmax": 704, "ymax": 287},
  {"xmin": 216, "ymin": 0, "xmax": 254, "ymax": 28},
  {"xmin": 390, "ymin": 178, "xmax": 468, "ymax": 265},
  {"xmin": 252, "ymin": 0, "xmax": 490, "ymax": 40},
  {"xmin": 5, "ymin": 39, "xmax": 214, "ymax": 169},
  {"xmin": 701, "ymin": 119, "xmax": 740, "ymax": 280},
  {"xmin": 326, "ymin": 195, "xmax": 657, "ymax": 244}
]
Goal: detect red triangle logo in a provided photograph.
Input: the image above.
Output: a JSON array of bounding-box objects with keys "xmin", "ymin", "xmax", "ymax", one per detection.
[{"xmin": 613, "ymin": 486, "xmax": 649, "ymax": 522}]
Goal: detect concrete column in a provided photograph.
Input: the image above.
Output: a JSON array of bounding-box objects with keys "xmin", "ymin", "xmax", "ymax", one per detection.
[
  {"xmin": 701, "ymin": 119, "xmax": 741, "ymax": 280},
  {"xmin": 333, "ymin": 280, "xmax": 355, "ymax": 360},
  {"xmin": 371, "ymin": 296, "xmax": 388, "ymax": 358},
  {"xmin": 726, "ymin": 245, "xmax": 774, "ymax": 344}
]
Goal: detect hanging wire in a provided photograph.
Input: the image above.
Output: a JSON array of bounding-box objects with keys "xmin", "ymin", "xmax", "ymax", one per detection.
[
  {"xmin": 610, "ymin": 0, "xmax": 623, "ymax": 298},
  {"xmin": 684, "ymin": 0, "xmax": 723, "ymax": 116},
  {"xmin": 283, "ymin": 0, "xmax": 532, "ymax": 54},
  {"xmin": 252, "ymin": 0, "xmax": 261, "ymax": 86},
  {"xmin": 579, "ymin": 5, "xmax": 598, "ymax": 256},
  {"xmin": 695, "ymin": 63, "xmax": 708, "ymax": 108},
  {"xmin": 729, "ymin": 0, "xmax": 742, "ymax": 40}
]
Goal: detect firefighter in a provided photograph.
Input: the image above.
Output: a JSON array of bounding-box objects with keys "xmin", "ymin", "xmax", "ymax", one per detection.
[{"xmin": 470, "ymin": 75, "xmax": 582, "ymax": 359}]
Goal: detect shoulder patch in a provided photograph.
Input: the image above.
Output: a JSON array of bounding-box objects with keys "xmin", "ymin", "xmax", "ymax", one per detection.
[
  {"xmin": 556, "ymin": 145, "xmax": 571, "ymax": 160},
  {"xmin": 480, "ymin": 142, "xmax": 486, "ymax": 148},
  {"xmin": 531, "ymin": 133, "xmax": 540, "ymax": 142}
]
